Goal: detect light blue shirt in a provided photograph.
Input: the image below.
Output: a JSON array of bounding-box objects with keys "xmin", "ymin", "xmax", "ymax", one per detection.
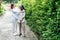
[{"xmin": 12, "ymin": 7, "xmax": 20, "ymax": 20}]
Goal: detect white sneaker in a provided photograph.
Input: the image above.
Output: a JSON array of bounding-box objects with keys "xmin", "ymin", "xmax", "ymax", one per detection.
[{"xmin": 13, "ymin": 33, "xmax": 18, "ymax": 36}]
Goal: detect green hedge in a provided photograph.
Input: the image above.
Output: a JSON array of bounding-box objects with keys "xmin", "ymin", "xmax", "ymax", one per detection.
[
  {"xmin": 3, "ymin": 0, "xmax": 18, "ymax": 3},
  {"xmin": 0, "ymin": 2, "xmax": 5, "ymax": 15},
  {"xmin": 22, "ymin": 0, "xmax": 59, "ymax": 40}
]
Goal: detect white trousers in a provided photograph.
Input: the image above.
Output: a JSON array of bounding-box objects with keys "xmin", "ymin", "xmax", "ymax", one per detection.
[{"xmin": 12, "ymin": 18, "xmax": 18, "ymax": 33}]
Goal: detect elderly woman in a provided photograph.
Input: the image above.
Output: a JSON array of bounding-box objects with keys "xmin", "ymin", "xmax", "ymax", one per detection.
[{"xmin": 11, "ymin": 4, "xmax": 20, "ymax": 35}]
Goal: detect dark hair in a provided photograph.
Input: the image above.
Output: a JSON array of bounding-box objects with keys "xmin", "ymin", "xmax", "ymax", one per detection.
[
  {"xmin": 20, "ymin": 5, "xmax": 25, "ymax": 10},
  {"xmin": 11, "ymin": 4, "xmax": 14, "ymax": 9}
]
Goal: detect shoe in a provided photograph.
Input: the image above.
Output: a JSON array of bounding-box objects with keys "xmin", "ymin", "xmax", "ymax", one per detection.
[
  {"xmin": 13, "ymin": 33, "xmax": 18, "ymax": 36},
  {"xmin": 19, "ymin": 33, "xmax": 22, "ymax": 36},
  {"xmin": 23, "ymin": 35, "xmax": 26, "ymax": 37}
]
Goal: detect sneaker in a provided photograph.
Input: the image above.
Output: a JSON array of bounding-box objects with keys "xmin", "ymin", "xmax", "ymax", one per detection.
[
  {"xmin": 19, "ymin": 33, "xmax": 22, "ymax": 36},
  {"xmin": 13, "ymin": 33, "xmax": 18, "ymax": 36},
  {"xmin": 23, "ymin": 35, "xmax": 26, "ymax": 37}
]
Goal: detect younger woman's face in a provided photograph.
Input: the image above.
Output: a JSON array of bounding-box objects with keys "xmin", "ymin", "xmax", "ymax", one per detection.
[{"xmin": 20, "ymin": 6, "xmax": 24, "ymax": 11}]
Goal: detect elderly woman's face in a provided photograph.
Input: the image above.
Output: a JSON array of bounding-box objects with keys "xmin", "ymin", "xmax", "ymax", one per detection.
[{"xmin": 11, "ymin": 4, "xmax": 15, "ymax": 9}]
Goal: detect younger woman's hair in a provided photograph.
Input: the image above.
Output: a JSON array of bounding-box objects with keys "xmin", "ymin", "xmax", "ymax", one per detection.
[
  {"xmin": 20, "ymin": 5, "xmax": 25, "ymax": 10},
  {"xmin": 11, "ymin": 4, "xmax": 14, "ymax": 9}
]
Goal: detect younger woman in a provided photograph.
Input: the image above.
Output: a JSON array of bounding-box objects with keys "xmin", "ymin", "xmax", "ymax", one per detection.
[{"xmin": 18, "ymin": 5, "xmax": 25, "ymax": 37}]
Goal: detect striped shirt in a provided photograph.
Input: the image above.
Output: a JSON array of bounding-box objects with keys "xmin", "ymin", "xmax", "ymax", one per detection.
[{"xmin": 18, "ymin": 10, "xmax": 25, "ymax": 23}]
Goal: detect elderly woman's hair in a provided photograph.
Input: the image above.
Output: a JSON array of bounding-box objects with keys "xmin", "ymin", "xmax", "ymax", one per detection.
[{"xmin": 20, "ymin": 5, "xmax": 25, "ymax": 10}]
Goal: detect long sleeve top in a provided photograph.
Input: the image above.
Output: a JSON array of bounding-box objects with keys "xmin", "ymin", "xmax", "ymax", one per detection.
[
  {"xmin": 18, "ymin": 10, "xmax": 25, "ymax": 23},
  {"xmin": 12, "ymin": 7, "xmax": 20, "ymax": 20}
]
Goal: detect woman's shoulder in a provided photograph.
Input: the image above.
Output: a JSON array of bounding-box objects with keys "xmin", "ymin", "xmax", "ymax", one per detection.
[
  {"xmin": 23, "ymin": 10, "xmax": 25, "ymax": 12},
  {"xmin": 12, "ymin": 7, "xmax": 19, "ymax": 12},
  {"xmin": 22, "ymin": 10, "xmax": 25, "ymax": 12}
]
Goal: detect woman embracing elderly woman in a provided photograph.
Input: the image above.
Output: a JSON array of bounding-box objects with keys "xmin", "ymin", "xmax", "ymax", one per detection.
[{"xmin": 18, "ymin": 5, "xmax": 26, "ymax": 37}]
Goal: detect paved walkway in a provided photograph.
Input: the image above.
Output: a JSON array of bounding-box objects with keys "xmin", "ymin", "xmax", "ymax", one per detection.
[{"xmin": 0, "ymin": 5, "xmax": 37, "ymax": 40}]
